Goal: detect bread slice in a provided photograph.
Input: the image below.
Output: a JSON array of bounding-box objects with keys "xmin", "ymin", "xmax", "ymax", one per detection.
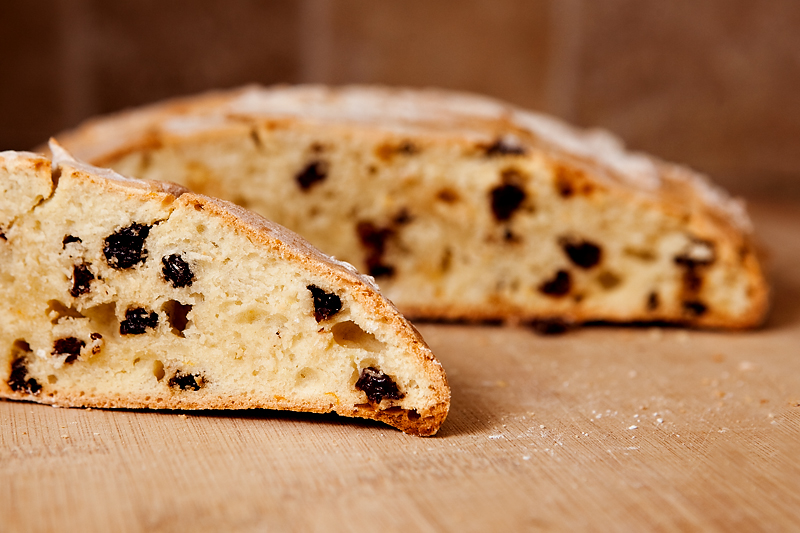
[
  {"xmin": 54, "ymin": 85, "xmax": 768, "ymax": 328},
  {"xmin": 0, "ymin": 143, "xmax": 449, "ymax": 436}
]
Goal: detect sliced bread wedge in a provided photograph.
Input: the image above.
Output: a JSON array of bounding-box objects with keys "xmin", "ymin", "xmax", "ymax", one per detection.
[{"xmin": 0, "ymin": 143, "xmax": 449, "ymax": 435}]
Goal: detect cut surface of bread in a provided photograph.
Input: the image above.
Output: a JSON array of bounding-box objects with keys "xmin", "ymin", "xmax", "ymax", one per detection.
[
  {"xmin": 0, "ymin": 145, "xmax": 449, "ymax": 436},
  {"xmin": 55, "ymin": 85, "xmax": 768, "ymax": 328}
]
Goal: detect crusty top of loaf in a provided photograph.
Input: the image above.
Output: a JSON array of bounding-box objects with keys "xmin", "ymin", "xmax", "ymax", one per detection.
[
  {"xmin": 49, "ymin": 139, "xmax": 189, "ymax": 198},
  {"xmin": 52, "ymin": 84, "xmax": 753, "ymax": 233}
]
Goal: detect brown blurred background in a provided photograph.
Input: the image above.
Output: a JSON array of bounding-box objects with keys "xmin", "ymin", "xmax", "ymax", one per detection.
[{"xmin": 2, "ymin": 0, "xmax": 799, "ymax": 198}]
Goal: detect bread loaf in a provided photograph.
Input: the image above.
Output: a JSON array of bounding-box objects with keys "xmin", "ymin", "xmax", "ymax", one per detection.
[
  {"xmin": 55, "ymin": 85, "xmax": 769, "ymax": 328},
  {"xmin": 0, "ymin": 143, "xmax": 449, "ymax": 435}
]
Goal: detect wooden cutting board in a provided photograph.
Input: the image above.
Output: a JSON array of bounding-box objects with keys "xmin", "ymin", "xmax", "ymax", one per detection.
[{"xmin": 2, "ymin": 201, "xmax": 799, "ymax": 532}]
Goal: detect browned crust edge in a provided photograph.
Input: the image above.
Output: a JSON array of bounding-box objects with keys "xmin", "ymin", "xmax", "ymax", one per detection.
[{"xmin": 0, "ymin": 390, "xmax": 448, "ymax": 437}]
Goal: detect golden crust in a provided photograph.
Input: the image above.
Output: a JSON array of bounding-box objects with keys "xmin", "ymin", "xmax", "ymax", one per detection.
[{"xmin": 1, "ymin": 388, "xmax": 447, "ymax": 437}]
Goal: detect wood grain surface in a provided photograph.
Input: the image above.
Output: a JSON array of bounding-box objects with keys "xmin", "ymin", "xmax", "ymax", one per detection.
[{"xmin": 2, "ymin": 201, "xmax": 799, "ymax": 532}]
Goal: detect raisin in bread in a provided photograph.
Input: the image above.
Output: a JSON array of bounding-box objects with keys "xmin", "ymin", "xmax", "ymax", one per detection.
[
  {"xmin": 54, "ymin": 85, "xmax": 768, "ymax": 328},
  {"xmin": 0, "ymin": 143, "xmax": 449, "ymax": 436}
]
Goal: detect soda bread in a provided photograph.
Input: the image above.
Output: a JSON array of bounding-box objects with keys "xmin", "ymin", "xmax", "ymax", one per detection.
[
  {"xmin": 55, "ymin": 85, "xmax": 769, "ymax": 328},
  {"xmin": 0, "ymin": 144, "xmax": 449, "ymax": 436}
]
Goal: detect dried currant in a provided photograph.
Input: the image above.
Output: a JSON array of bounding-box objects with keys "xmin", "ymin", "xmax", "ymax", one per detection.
[
  {"xmin": 8, "ymin": 355, "xmax": 41, "ymax": 395},
  {"xmin": 52, "ymin": 337, "xmax": 85, "ymax": 364},
  {"xmin": 168, "ymin": 371, "xmax": 203, "ymax": 391},
  {"xmin": 120, "ymin": 307, "xmax": 159, "ymax": 335},
  {"xmin": 356, "ymin": 222, "xmax": 390, "ymax": 254},
  {"xmin": 539, "ymin": 270, "xmax": 572, "ymax": 297},
  {"xmin": 307, "ymin": 285, "xmax": 342, "ymax": 322},
  {"xmin": 70, "ymin": 263, "xmax": 94, "ymax": 297},
  {"xmin": 561, "ymin": 239, "xmax": 602, "ymax": 269},
  {"xmin": 647, "ymin": 292, "xmax": 660, "ymax": 311},
  {"xmin": 162, "ymin": 254, "xmax": 194, "ymax": 288},
  {"xmin": 367, "ymin": 263, "xmax": 395, "ymax": 278},
  {"xmin": 356, "ymin": 221, "xmax": 396, "ymax": 278},
  {"xmin": 296, "ymin": 160, "xmax": 328, "ymax": 191},
  {"xmin": 356, "ymin": 367, "xmax": 403, "ymax": 404},
  {"xmin": 490, "ymin": 183, "xmax": 526, "ymax": 221},
  {"xmin": 683, "ymin": 301, "xmax": 708, "ymax": 316},
  {"xmin": 104, "ymin": 223, "xmax": 151, "ymax": 269}
]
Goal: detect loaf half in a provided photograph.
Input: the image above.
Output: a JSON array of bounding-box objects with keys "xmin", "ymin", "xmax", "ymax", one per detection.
[
  {"xmin": 55, "ymin": 85, "xmax": 768, "ymax": 328},
  {"xmin": 0, "ymin": 144, "xmax": 449, "ymax": 436}
]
